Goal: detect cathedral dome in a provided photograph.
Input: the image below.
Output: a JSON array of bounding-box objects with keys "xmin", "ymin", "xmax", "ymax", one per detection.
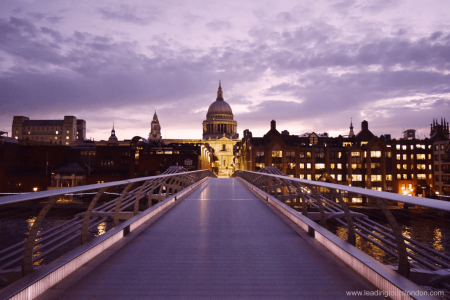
[
  {"xmin": 207, "ymin": 100, "xmax": 233, "ymax": 117},
  {"xmin": 206, "ymin": 82, "xmax": 233, "ymax": 119}
]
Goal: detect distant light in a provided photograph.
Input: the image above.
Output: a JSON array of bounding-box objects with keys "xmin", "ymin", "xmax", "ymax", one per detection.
[
  {"xmin": 33, "ymin": 187, "xmax": 38, "ymax": 192},
  {"xmin": 436, "ymin": 192, "xmax": 440, "ymax": 195}
]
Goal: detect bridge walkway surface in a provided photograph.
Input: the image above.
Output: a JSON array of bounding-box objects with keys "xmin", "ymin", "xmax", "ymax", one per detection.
[{"xmin": 37, "ymin": 178, "xmax": 382, "ymax": 299}]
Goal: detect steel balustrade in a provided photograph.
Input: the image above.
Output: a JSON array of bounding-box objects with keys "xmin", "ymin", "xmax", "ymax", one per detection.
[
  {"xmin": 232, "ymin": 167, "xmax": 450, "ymax": 288},
  {"xmin": 0, "ymin": 167, "xmax": 215, "ymax": 281}
]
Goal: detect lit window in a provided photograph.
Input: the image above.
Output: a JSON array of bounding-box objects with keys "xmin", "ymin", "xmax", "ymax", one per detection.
[
  {"xmin": 337, "ymin": 163, "xmax": 342, "ymax": 169},
  {"xmin": 351, "ymin": 151, "xmax": 360, "ymax": 157},
  {"xmin": 352, "ymin": 198, "xmax": 362, "ymax": 203},
  {"xmin": 352, "ymin": 175, "xmax": 362, "ymax": 181},
  {"xmin": 56, "ymin": 131, "xmax": 58, "ymax": 134},
  {"xmin": 307, "ymin": 174, "xmax": 312, "ymax": 180},
  {"xmin": 337, "ymin": 174, "xmax": 342, "ymax": 181},
  {"xmin": 417, "ymin": 164, "xmax": 425, "ymax": 170},
  {"xmin": 417, "ymin": 174, "xmax": 426, "ymax": 179},
  {"xmin": 429, "ymin": 174, "xmax": 432, "ymax": 179},
  {"xmin": 386, "ymin": 152, "xmax": 391, "ymax": 158},
  {"xmin": 371, "ymin": 151, "xmax": 381, "ymax": 157},
  {"xmin": 28, "ymin": 131, "xmax": 30, "ymax": 134},
  {"xmin": 429, "ymin": 165, "xmax": 432, "ymax": 170},
  {"xmin": 55, "ymin": 137, "xmax": 57, "ymax": 139},
  {"xmin": 416, "ymin": 154, "xmax": 425, "ymax": 160},
  {"xmin": 403, "ymin": 154, "xmax": 407, "ymax": 160},
  {"xmin": 315, "ymin": 163, "xmax": 325, "ymax": 169},
  {"xmin": 386, "ymin": 175, "xmax": 392, "ymax": 181},
  {"xmin": 307, "ymin": 152, "xmax": 312, "ymax": 158},
  {"xmin": 15, "ymin": 136, "xmax": 18, "ymax": 139},
  {"xmin": 66, "ymin": 136, "xmax": 69, "ymax": 139},
  {"xmin": 330, "ymin": 163, "xmax": 335, "ymax": 169},
  {"xmin": 299, "ymin": 163, "xmax": 304, "ymax": 169},
  {"xmin": 351, "ymin": 164, "xmax": 357, "ymax": 169},
  {"xmin": 306, "ymin": 163, "xmax": 311, "ymax": 169},
  {"xmin": 315, "ymin": 174, "xmax": 321, "ymax": 180},
  {"xmin": 299, "ymin": 174, "xmax": 305, "ymax": 179},
  {"xmin": 330, "ymin": 174, "xmax": 335, "ymax": 179},
  {"xmin": 371, "ymin": 175, "xmax": 382, "ymax": 181},
  {"xmin": 397, "ymin": 174, "xmax": 401, "ymax": 179},
  {"xmin": 272, "ymin": 151, "xmax": 282, "ymax": 157},
  {"xmin": 397, "ymin": 164, "xmax": 401, "ymax": 169},
  {"xmin": 66, "ymin": 142, "xmax": 69, "ymax": 145},
  {"xmin": 403, "ymin": 174, "xmax": 407, "ymax": 179},
  {"xmin": 403, "ymin": 164, "xmax": 407, "ymax": 170},
  {"xmin": 402, "ymin": 145, "xmax": 407, "ymax": 150},
  {"xmin": 396, "ymin": 154, "xmax": 401, "ymax": 160},
  {"xmin": 411, "ymin": 145, "xmax": 414, "ymax": 150},
  {"xmin": 396, "ymin": 145, "xmax": 400, "ymax": 150},
  {"xmin": 338, "ymin": 152, "xmax": 342, "ymax": 158}
]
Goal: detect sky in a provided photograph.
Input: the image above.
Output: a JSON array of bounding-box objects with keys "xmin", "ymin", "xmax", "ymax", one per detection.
[{"xmin": 0, "ymin": 0, "xmax": 449, "ymax": 141}]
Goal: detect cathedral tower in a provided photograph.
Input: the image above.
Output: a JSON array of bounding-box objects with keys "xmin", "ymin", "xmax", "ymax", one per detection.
[{"xmin": 149, "ymin": 111, "xmax": 161, "ymax": 141}]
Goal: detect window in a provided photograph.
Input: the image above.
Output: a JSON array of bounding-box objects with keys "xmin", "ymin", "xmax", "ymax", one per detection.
[
  {"xmin": 256, "ymin": 151, "xmax": 265, "ymax": 157},
  {"xmin": 436, "ymin": 175, "xmax": 440, "ymax": 182},
  {"xmin": 330, "ymin": 163, "xmax": 335, "ymax": 169},
  {"xmin": 56, "ymin": 131, "xmax": 58, "ymax": 134},
  {"xmin": 337, "ymin": 163, "xmax": 342, "ymax": 169},
  {"xmin": 272, "ymin": 151, "xmax": 282, "ymax": 157},
  {"xmin": 396, "ymin": 145, "xmax": 400, "ymax": 150},
  {"xmin": 397, "ymin": 174, "xmax": 401, "ymax": 179},
  {"xmin": 371, "ymin": 175, "xmax": 382, "ymax": 181},
  {"xmin": 417, "ymin": 164, "xmax": 426, "ymax": 170},
  {"xmin": 337, "ymin": 174, "xmax": 342, "ymax": 181},
  {"xmin": 371, "ymin": 163, "xmax": 380, "ymax": 168},
  {"xmin": 403, "ymin": 154, "xmax": 407, "ymax": 160},
  {"xmin": 55, "ymin": 136, "xmax": 57, "ymax": 139},
  {"xmin": 417, "ymin": 154, "xmax": 425, "ymax": 160},
  {"xmin": 396, "ymin": 154, "xmax": 401, "ymax": 160},
  {"xmin": 429, "ymin": 174, "xmax": 433, "ymax": 179},
  {"xmin": 441, "ymin": 144, "xmax": 445, "ymax": 150},
  {"xmin": 307, "ymin": 174, "xmax": 312, "ymax": 180},
  {"xmin": 67, "ymin": 130, "xmax": 69, "ymax": 134},
  {"xmin": 403, "ymin": 164, "xmax": 407, "ymax": 170},
  {"xmin": 306, "ymin": 152, "xmax": 311, "ymax": 158},
  {"xmin": 299, "ymin": 151, "xmax": 305, "ymax": 158},
  {"xmin": 315, "ymin": 174, "xmax": 321, "ymax": 180},
  {"xmin": 330, "ymin": 152, "xmax": 335, "ymax": 159},
  {"xmin": 351, "ymin": 151, "xmax": 360, "ymax": 157},
  {"xmin": 435, "ymin": 155, "xmax": 439, "ymax": 161},
  {"xmin": 299, "ymin": 174, "xmax": 305, "ymax": 179},
  {"xmin": 286, "ymin": 151, "xmax": 295, "ymax": 158},
  {"xmin": 371, "ymin": 151, "xmax": 381, "ymax": 157},
  {"xmin": 330, "ymin": 174, "xmax": 335, "ymax": 179},
  {"xmin": 429, "ymin": 165, "xmax": 432, "ymax": 170},
  {"xmin": 306, "ymin": 163, "xmax": 311, "ymax": 169},
  {"xmin": 66, "ymin": 136, "xmax": 69, "ymax": 139},
  {"xmin": 410, "ymin": 145, "xmax": 414, "ymax": 150},
  {"xmin": 338, "ymin": 152, "xmax": 342, "ymax": 158},
  {"xmin": 299, "ymin": 163, "xmax": 305, "ymax": 169},
  {"xmin": 386, "ymin": 175, "xmax": 392, "ymax": 181},
  {"xmin": 435, "ymin": 145, "xmax": 439, "ymax": 151},
  {"xmin": 428, "ymin": 154, "xmax": 432, "ymax": 160},
  {"xmin": 403, "ymin": 174, "xmax": 407, "ymax": 179},
  {"xmin": 386, "ymin": 152, "xmax": 391, "ymax": 158},
  {"xmin": 351, "ymin": 164, "xmax": 358, "ymax": 169},
  {"xmin": 402, "ymin": 145, "xmax": 407, "ymax": 150},
  {"xmin": 397, "ymin": 164, "xmax": 401, "ymax": 169},
  {"xmin": 417, "ymin": 174, "xmax": 426, "ymax": 179},
  {"xmin": 315, "ymin": 163, "xmax": 325, "ymax": 169},
  {"xmin": 352, "ymin": 175, "xmax": 362, "ymax": 181}
]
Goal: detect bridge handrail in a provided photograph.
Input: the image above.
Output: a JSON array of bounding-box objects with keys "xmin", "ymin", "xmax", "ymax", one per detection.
[
  {"xmin": 0, "ymin": 170, "xmax": 207, "ymax": 205},
  {"xmin": 236, "ymin": 170, "xmax": 450, "ymax": 212}
]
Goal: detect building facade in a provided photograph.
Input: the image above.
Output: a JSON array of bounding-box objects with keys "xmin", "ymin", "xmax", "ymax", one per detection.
[{"xmin": 12, "ymin": 116, "xmax": 86, "ymax": 145}]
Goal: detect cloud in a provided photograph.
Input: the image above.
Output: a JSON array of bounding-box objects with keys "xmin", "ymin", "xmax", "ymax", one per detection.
[
  {"xmin": 206, "ymin": 20, "xmax": 231, "ymax": 31},
  {"xmin": 98, "ymin": 5, "xmax": 156, "ymax": 25}
]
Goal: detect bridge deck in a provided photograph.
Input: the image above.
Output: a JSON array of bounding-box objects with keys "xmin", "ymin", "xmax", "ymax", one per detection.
[{"xmin": 42, "ymin": 178, "xmax": 381, "ymax": 299}]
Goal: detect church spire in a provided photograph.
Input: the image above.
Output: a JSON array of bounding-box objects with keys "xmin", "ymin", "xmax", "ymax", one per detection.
[
  {"xmin": 216, "ymin": 81, "xmax": 223, "ymax": 101},
  {"xmin": 149, "ymin": 111, "xmax": 161, "ymax": 141},
  {"xmin": 348, "ymin": 118, "xmax": 355, "ymax": 138}
]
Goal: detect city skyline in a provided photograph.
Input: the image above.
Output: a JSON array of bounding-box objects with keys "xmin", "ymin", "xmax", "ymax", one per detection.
[{"xmin": 1, "ymin": 0, "xmax": 450, "ymax": 140}]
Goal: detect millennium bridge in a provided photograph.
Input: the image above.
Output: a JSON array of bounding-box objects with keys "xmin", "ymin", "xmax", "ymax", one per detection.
[{"xmin": 0, "ymin": 167, "xmax": 449, "ymax": 299}]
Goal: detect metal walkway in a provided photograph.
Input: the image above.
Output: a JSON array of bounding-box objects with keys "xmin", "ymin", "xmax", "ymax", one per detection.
[{"xmin": 39, "ymin": 178, "xmax": 381, "ymax": 299}]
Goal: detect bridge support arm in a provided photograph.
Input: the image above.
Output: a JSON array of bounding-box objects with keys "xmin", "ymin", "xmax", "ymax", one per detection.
[
  {"xmin": 372, "ymin": 197, "xmax": 410, "ymax": 278},
  {"xmin": 81, "ymin": 187, "xmax": 107, "ymax": 244}
]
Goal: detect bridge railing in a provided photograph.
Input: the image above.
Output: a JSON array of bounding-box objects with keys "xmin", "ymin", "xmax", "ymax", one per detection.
[
  {"xmin": 232, "ymin": 168, "xmax": 450, "ymax": 289},
  {"xmin": 0, "ymin": 167, "xmax": 215, "ymax": 292}
]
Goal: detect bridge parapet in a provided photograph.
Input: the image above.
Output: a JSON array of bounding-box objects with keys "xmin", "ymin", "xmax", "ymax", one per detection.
[
  {"xmin": 233, "ymin": 168, "xmax": 450, "ymax": 294},
  {"xmin": 0, "ymin": 167, "xmax": 215, "ymax": 299}
]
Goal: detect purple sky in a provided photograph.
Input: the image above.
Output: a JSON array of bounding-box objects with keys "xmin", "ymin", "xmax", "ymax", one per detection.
[{"xmin": 1, "ymin": 0, "xmax": 450, "ymax": 140}]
